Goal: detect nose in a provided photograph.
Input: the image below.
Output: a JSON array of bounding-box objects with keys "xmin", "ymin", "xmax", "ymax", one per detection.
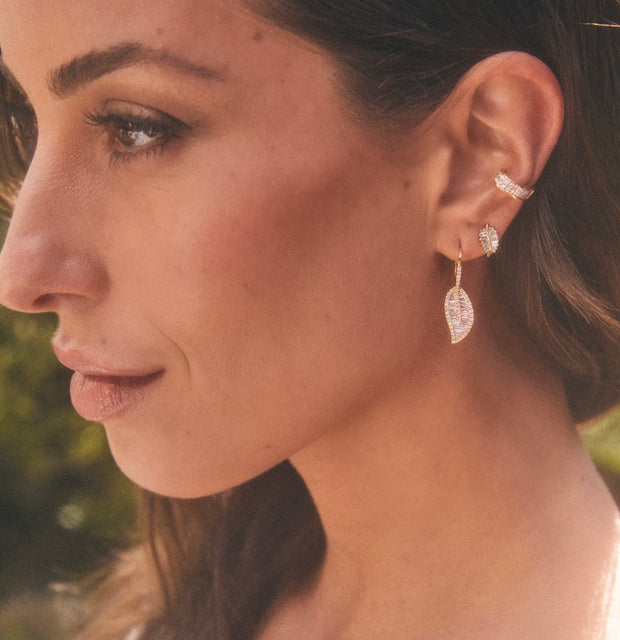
[{"xmin": 0, "ymin": 150, "xmax": 109, "ymax": 314}]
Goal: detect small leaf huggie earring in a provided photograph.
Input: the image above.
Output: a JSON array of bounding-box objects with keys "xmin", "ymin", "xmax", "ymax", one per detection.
[{"xmin": 479, "ymin": 224, "xmax": 499, "ymax": 257}]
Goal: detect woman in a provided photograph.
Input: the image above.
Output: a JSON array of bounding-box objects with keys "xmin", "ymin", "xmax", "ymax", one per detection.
[{"xmin": 0, "ymin": 0, "xmax": 619, "ymax": 637}]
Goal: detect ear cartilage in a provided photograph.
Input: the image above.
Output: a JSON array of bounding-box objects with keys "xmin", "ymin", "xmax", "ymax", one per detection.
[{"xmin": 494, "ymin": 171, "xmax": 534, "ymax": 200}]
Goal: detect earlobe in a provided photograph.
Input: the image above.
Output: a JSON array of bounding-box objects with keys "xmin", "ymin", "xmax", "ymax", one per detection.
[{"xmin": 430, "ymin": 51, "xmax": 564, "ymax": 261}]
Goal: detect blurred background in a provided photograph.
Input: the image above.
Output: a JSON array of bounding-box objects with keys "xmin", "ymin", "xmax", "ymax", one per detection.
[
  {"xmin": 0, "ymin": 305, "xmax": 619, "ymax": 638},
  {"xmin": 0, "ymin": 308, "xmax": 136, "ymax": 638}
]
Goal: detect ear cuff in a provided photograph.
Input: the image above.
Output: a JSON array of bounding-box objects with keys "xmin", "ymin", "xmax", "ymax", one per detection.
[
  {"xmin": 444, "ymin": 170, "xmax": 532, "ymax": 344},
  {"xmin": 493, "ymin": 170, "xmax": 534, "ymax": 200}
]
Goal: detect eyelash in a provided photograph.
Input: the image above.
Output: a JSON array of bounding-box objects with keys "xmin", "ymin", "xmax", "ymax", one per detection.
[{"xmin": 84, "ymin": 107, "xmax": 189, "ymax": 166}]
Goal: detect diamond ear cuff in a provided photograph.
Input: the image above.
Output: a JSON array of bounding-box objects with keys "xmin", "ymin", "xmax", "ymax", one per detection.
[{"xmin": 494, "ymin": 171, "xmax": 534, "ymax": 200}]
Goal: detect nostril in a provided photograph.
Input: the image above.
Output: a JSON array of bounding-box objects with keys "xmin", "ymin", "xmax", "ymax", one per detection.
[
  {"xmin": 0, "ymin": 233, "xmax": 109, "ymax": 314},
  {"xmin": 32, "ymin": 292, "xmax": 56, "ymax": 310}
]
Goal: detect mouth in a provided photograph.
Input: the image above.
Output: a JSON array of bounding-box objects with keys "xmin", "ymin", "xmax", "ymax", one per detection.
[
  {"xmin": 52, "ymin": 342, "xmax": 165, "ymax": 423},
  {"xmin": 69, "ymin": 370, "xmax": 165, "ymax": 423}
]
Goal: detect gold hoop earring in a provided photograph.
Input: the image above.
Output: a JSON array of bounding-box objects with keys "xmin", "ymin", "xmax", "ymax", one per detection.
[{"xmin": 444, "ymin": 251, "xmax": 474, "ymax": 344}]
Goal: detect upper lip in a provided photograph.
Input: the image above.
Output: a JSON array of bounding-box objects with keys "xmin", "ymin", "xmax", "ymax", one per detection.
[{"xmin": 52, "ymin": 342, "xmax": 164, "ymax": 378}]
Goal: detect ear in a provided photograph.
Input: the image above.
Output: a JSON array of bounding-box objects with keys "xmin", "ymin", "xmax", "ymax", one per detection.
[{"xmin": 425, "ymin": 51, "xmax": 564, "ymax": 261}]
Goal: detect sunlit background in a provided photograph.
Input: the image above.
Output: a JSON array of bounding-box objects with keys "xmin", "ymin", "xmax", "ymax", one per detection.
[{"xmin": 0, "ymin": 302, "xmax": 618, "ymax": 638}]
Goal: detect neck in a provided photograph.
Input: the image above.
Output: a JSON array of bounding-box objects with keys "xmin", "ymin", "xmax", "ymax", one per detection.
[{"xmin": 268, "ymin": 315, "xmax": 619, "ymax": 638}]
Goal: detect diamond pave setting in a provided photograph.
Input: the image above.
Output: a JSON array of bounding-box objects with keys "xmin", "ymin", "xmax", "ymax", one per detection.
[
  {"xmin": 444, "ymin": 254, "xmax": 474, "ymax": 344},
  {"xmin": 445, "ymin": 286, "xmax": 474, "ymax": 344},
  {"xmin": 479, "ymin": 224, "xmax": 499, "ymax": 257},
  {"xmin": 494, "ymin": 171, "xmax": 534, "ymax": 200}
]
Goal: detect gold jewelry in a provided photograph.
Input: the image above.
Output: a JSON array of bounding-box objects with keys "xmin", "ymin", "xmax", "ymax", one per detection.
[
  {"xmin": 494, "ymin": 170, "xmax": 534, "ymax": 200},
  {"xmin": 479, "ymin": 224, "xmax": 499, "ymax": 257},
  {"xmin": 444, "ymin": 251, "xmax": 474, "ymax": 344}
]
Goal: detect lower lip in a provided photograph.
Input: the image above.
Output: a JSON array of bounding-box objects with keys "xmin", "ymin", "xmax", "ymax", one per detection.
[{"xmin": 69, "ymin": 371, "xmax": 164, "ymax": 422}]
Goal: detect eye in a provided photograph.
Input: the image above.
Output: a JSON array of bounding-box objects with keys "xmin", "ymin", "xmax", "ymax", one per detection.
[
  {"xmin": 84, "ymin": 102, "xmax": 190, "ymax": 164},
  {"xmin": 115, "ymin": 118, "xmax": 166, "ymax": 149}
]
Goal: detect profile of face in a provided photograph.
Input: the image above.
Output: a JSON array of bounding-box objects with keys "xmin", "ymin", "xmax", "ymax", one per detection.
[{"xmin": 0, "ymin": 0, "xmax": 439, "ymax": 497}]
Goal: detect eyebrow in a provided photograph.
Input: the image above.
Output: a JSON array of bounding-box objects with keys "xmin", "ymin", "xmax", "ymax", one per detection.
[{"xmin": 46, "ymin": 42, "xmax": 226, "ymax": 98}]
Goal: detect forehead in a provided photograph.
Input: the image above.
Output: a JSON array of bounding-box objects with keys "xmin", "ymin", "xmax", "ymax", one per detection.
[{"xmin": 0, "ymin": 0, "xmax": 268, "ymax": 86}]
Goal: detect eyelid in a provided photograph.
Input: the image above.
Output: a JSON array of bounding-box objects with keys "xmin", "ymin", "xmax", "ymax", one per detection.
[
  {"xmin": 83, "ymin": 99, "xmax": 192, "ymax": 166},
  {"xmin": 96, "ymin": 99, "xmax": 190, "ymax": 130}
]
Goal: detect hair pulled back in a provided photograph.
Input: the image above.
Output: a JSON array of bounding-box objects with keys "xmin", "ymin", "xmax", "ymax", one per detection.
[
  {"xmin": 250, "ymin": 0, "xmax": 620, "ymax": 423},
  {"xmin": 1, "ymin": 1, "xmax": 619, "ymax": 638}
]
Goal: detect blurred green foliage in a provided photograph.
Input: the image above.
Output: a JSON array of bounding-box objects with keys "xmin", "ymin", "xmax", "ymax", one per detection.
[
  {"xmin": 582, "ymin": 409, "xmax": 620, "ymax": 474},
  {"xmin": 581, "ymin": 408, "xmax": 620, "ymax": 504},
  {"xmin": 0, "ymin": 306, "xmax": 617, "ymax": 638},
  {"xmin": 0, "ymin": 308, "xmax": 136, "ymax": 638}
]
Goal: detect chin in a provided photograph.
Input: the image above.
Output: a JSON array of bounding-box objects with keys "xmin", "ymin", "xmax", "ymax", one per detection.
[
  {"xmin": 116, "ymin": 462, "xmax": 240, "ymax": 499},
  {"xmin": 105, "ymin": 434, "xmax": 283, "ymax": 499}
]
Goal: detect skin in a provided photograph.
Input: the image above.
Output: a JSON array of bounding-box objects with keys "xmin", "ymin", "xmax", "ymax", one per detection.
[
  {"xmin": 0, "ymin": 0, "xmax": 434, "ymax": 497},
  {"xmin": 0, "ymin": 1, "xmax": 618, "ymax": 637}
]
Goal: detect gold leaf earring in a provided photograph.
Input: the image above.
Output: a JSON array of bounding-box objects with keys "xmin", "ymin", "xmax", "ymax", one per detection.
[
  {"xmin": 479, "ymin": 224, "xmax": 499, "ymax": 257},
  {"xmin": 444, "ymin": 251, "xmax": 474, "ymax": 344}
]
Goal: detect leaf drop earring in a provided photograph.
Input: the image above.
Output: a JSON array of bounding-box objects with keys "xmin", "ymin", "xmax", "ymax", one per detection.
[{"xmin": 444, "ymin": 250, "xmax": 474, "ymax": 344}]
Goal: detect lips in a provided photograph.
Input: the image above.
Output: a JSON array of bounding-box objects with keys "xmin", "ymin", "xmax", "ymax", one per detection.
[
  {"xmin": 69, "ymin": 370, "xmax": 164, "ymax": 422},
  {"xmin": 53, "ymin": 343, "xmax": 165, "ymax": 422}
]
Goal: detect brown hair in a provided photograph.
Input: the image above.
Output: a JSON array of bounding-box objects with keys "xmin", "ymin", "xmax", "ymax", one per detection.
[{"xmin": 1, "ymin": 1, "xmax": 619, "ymax": 638}]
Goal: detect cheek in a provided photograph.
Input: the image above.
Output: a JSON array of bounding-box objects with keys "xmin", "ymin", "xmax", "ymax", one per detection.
[
  {"xmin": 109, "ymin": 122, "xmax": 423, "ymax": 386},
  {"xmin": 118, "ymin": 123, "xmax": 369, "ymax": 314},
  {"xmin": 99, "ymin": 118, "xmax": 425, "ymax": 495}
]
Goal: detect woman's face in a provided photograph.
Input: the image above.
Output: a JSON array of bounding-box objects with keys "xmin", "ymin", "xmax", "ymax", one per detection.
[{"xmin": 0, "ymin": 0, "xmax": 436, "ymax": 497}]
